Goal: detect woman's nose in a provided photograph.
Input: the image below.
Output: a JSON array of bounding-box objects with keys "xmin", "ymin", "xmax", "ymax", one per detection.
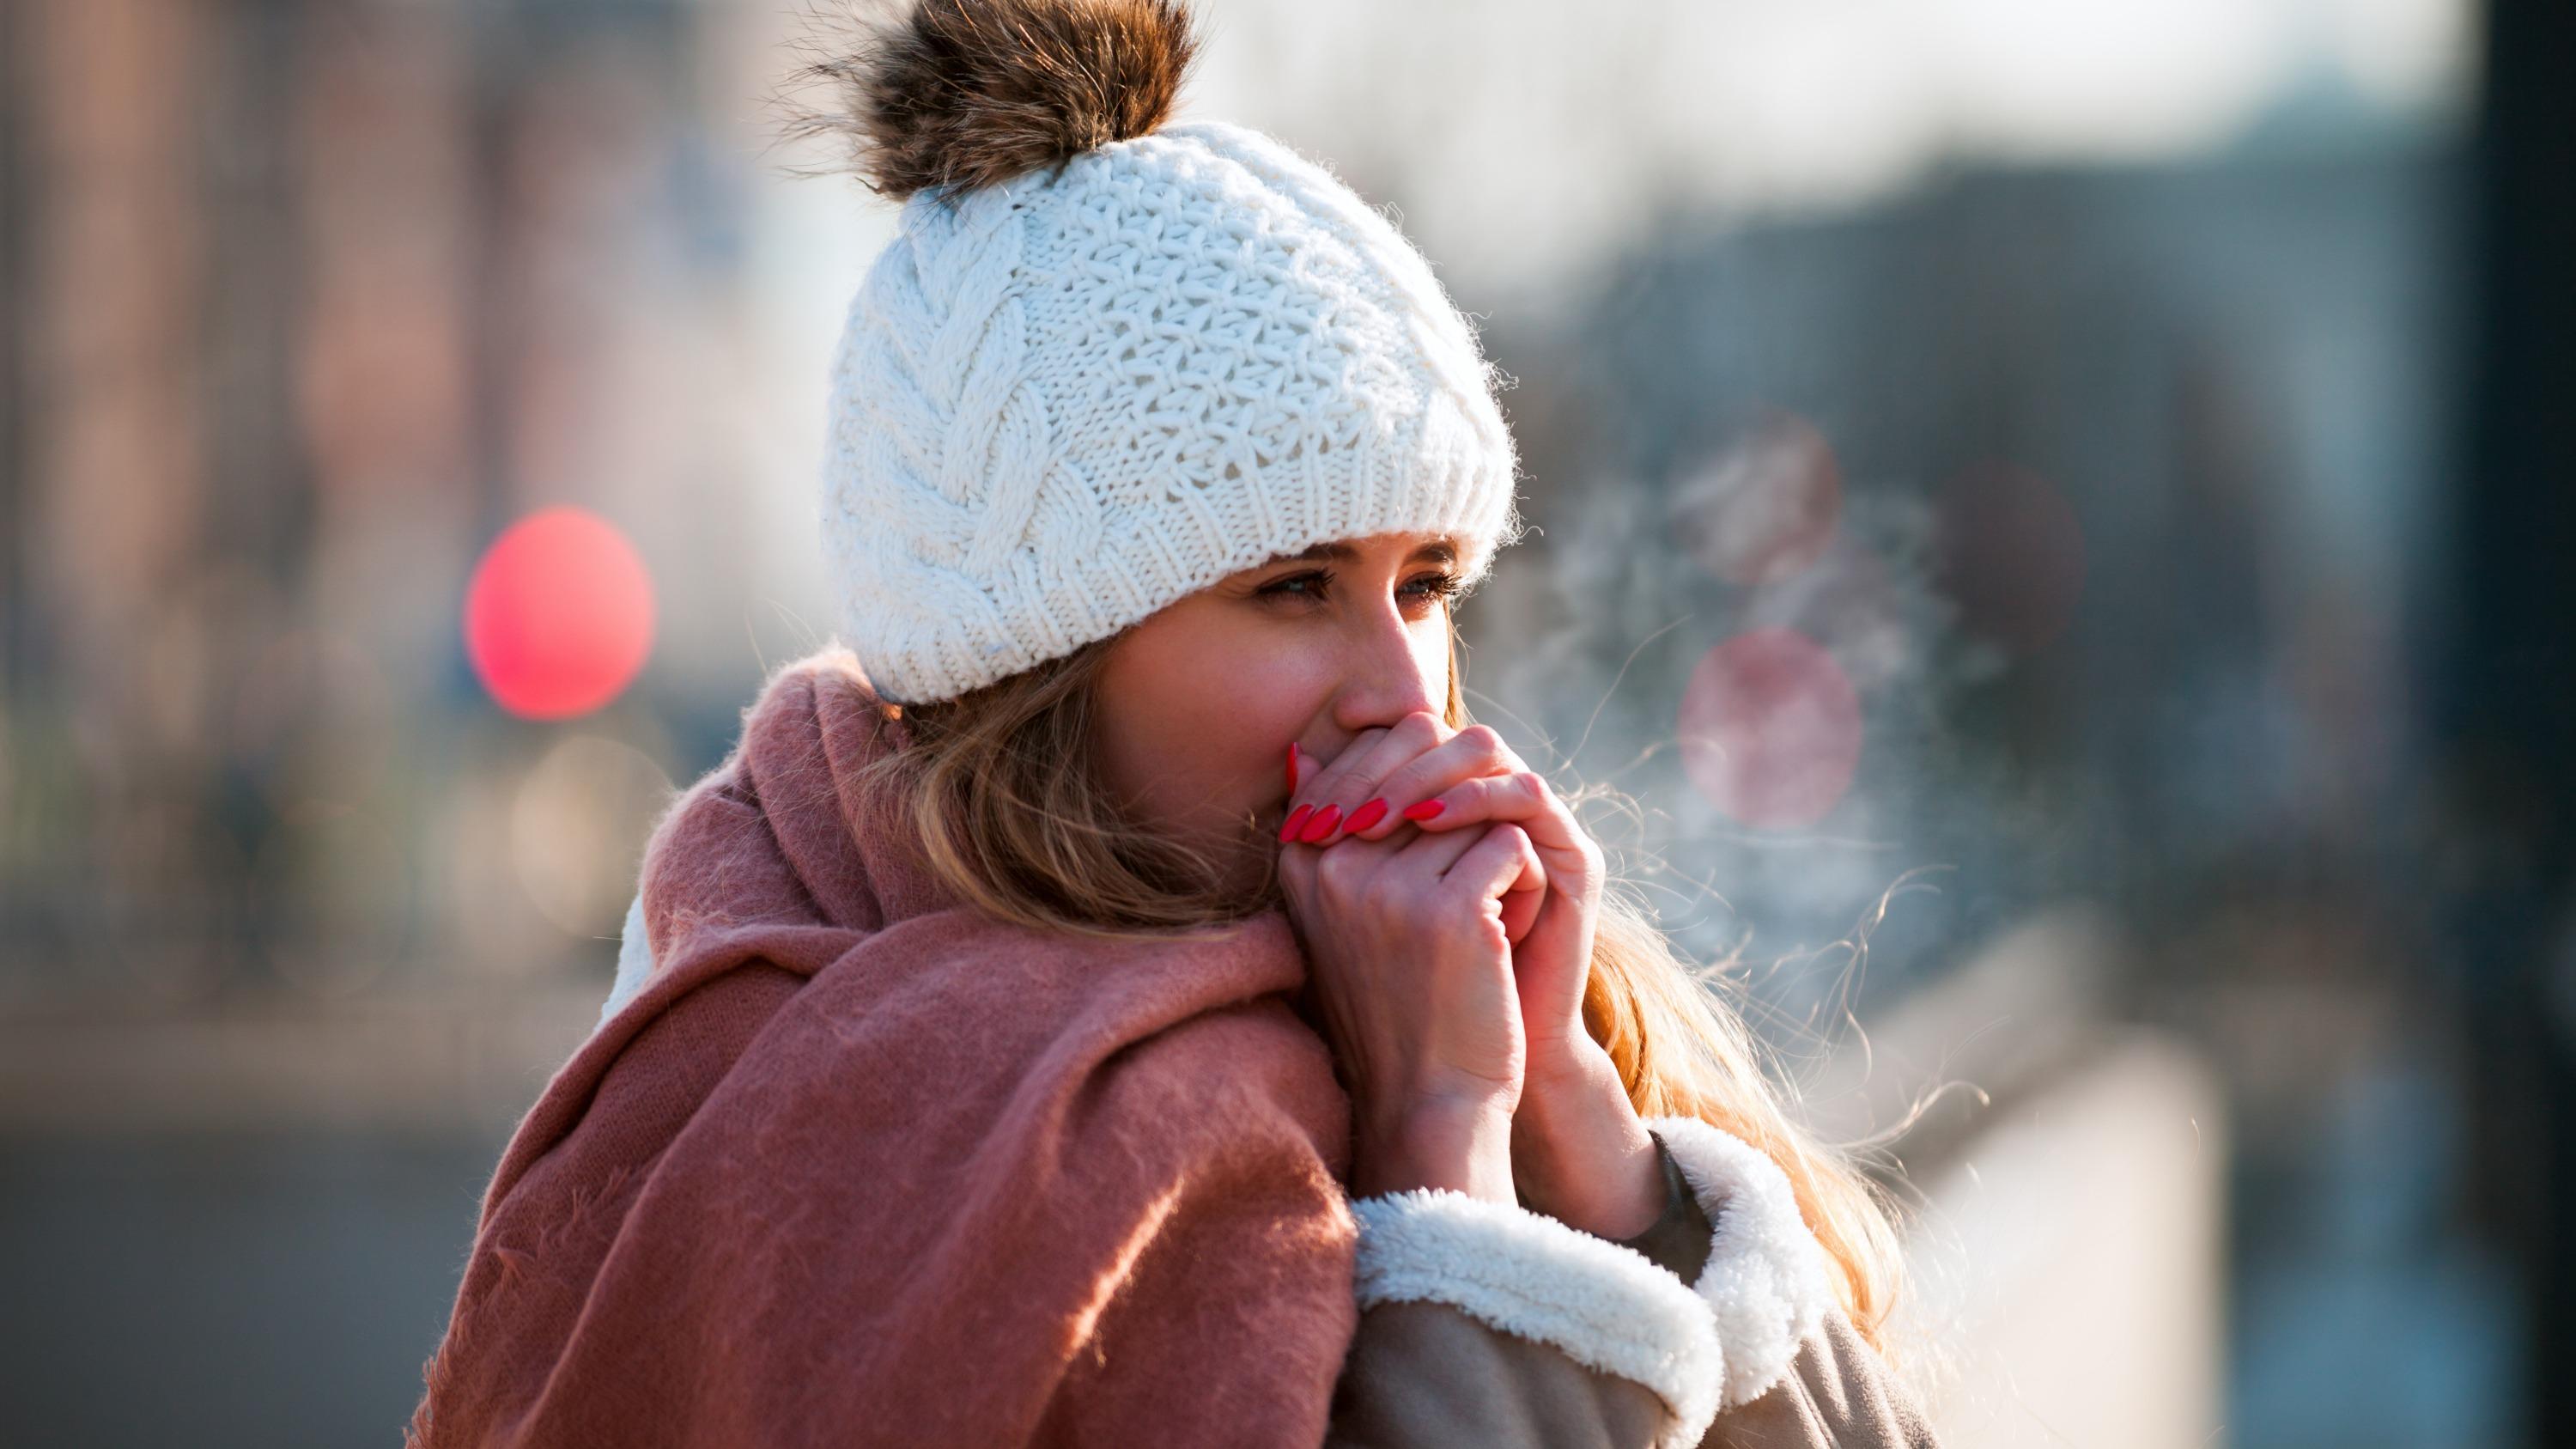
[{"xmin": 1328, "ymin": 600, "xmax": 1445, "ymax": 734}]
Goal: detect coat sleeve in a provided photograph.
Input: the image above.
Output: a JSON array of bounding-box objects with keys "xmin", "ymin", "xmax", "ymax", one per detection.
[
  {"xmin": 1324, "ymin": 1122, "xmax": 1944, "ymax": 1449},
  {"xmin": 1631, "ymin": 1124, "xmax": 1941, "ymax": 1449},
  {"xmin": 1322, "ymin": 1142, "xmax": 1723, "ymax": 1449},
  {"xmin": 1692, "ymin": 1307, "xmax": 1941, "ymax": 1449}
]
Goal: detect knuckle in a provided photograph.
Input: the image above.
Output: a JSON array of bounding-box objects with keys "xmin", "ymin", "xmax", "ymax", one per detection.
[
  {"xmin": 1457, "ymin": 723, "xmax": 1504, "ymax": 755},
  {"xmin": 1568, "ymin": 850, "xmax": 1603, "ymax": 889},
  {"xmin": 1315, "ymin": 849, "xmax": 1366, "ymax": 890},
  {"xmin": 1364, "ymin": 870, "xmax": 1409, "ymax": 910}
]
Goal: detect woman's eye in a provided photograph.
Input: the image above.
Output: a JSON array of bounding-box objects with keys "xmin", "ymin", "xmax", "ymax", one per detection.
[
  {"xmin": 1406, "ymin": 572, "xmax": 1465, "ymax": 605},
  {"xmin": 1259, "ymin": 571, "xmax": 1329, "ymax": 601},
  {"xmin": 1258, "ymin": 569, "xmax": 1463, "ymax": 606}
]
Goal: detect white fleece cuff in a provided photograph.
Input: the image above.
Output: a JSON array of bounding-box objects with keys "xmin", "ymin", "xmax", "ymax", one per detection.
[
  {"xmin": 1644, "ymin": 1115, "xmax": 1839, "ymax": 1409},
  {"xmin": 1349, "ymin": 1188, "xmax": 1722, "ymax": 1448}
]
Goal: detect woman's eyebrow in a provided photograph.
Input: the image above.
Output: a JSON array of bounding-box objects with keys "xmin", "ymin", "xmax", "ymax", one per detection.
[{"xmin": 1266, "ymin": 539, "xmax": 1460, "ymax": 567}]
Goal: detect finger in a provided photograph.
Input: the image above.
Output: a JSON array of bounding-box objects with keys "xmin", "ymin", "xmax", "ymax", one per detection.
[
  {"xmin": 1400, "ymin": 770, "xmax": 1589, "ymax": 857},
  {"xmin": 1438, "ymin": 823, "xmax": 1544, "ymax": 917},
  {"xmin": 1498, "ymin": 835, "xmax": 1546, "ymax": 935},
  {"xmin": 1309, "ymin": 809, "xmax": 1542, "ymax": 937},
  {"xmin": 1499, "ymin": 873, "xmax": 1545, "ymax": 944},
  {"xmin": 1281, "ymin": 724, "xmax": 1386, "ymax": 842},
  {"xmin": 1345, "ymin": 723, "xmax": 1518, "ymax": 841},
  {"xmin": 1367, "ymin": 804, "xmax": 1493, "ymax": 881},
  {"xmin": 1291, "ymin": 713, "xmax": 1449, "ymax": 844},
  {"xmin": 1314, "ymin": 711, "xmax": 1449, "ymax": 817}
]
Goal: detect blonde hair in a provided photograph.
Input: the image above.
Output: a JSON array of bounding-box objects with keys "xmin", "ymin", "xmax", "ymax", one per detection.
[{"xmin": 841, "ymin": 618, "xmax": 1917, "ymax": 1361}]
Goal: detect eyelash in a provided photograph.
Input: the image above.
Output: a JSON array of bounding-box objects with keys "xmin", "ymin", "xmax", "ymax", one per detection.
[{"xmin": 1260, "ymin": 568, "xmax": 1465, "ymax": 608}]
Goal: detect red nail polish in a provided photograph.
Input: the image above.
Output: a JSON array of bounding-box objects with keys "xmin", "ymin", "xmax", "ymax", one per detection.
[
  {"xmin": 1401, "ymin": 799, "xmax": 1445, "ymax": 822},
  {"xmin": 1298, "ymin": 803, "xmax": 1342, "ymax": 843},
  {"xmin": 1279, "ymin": 804, "xmax": 1313, "ymax": 842},
  {"xmin": 1346, "ymin": 798, "xmax": 1388, "ymax": 832},
  {"xmin": 1285, "ymin": 741, "xmax": 1300, "ymax": 794}
]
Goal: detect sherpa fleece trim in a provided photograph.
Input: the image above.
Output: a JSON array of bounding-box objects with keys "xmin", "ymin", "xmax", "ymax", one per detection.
[
  {"xmin": 1645, "ymin": 1115, "xmax": 1838, "ymax": 1409},
  {"xmin": 598, "ymin": 890, "xmax": 653, "ymax": 1032},
  {"xmin": 1350, "ymin": 1188, "xmax": 1722, "ymax": 1448}
]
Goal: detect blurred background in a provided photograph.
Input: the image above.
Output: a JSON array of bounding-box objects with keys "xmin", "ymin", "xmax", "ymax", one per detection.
[{"xmin": 3, "ymin": 0, "xmax": 2567, "ymax": 1443}]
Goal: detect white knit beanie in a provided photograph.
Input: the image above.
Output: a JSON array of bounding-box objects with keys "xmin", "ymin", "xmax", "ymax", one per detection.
[{"xmin": 798, "ymin": 0, "xmax": 1525, "ymax": 703}]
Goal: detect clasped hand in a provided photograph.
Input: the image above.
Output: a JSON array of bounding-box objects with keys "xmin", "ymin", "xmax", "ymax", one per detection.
[{"xmin": 1275, "ymin": 715, "xmax": 1665, "ymax": 1241}]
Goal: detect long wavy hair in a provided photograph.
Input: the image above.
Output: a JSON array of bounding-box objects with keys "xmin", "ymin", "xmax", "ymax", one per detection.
[{"xmin": 837, "ymin": 612, "xmax": 1918, "ymax": 1363}]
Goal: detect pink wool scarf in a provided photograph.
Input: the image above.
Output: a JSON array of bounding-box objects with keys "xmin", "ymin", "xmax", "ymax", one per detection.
[{"xmin": 410, "ymin": 647, "xmax": 1359, "ymax": 1447}]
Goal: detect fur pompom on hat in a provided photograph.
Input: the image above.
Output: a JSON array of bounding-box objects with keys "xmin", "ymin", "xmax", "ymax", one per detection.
[{"xmin": 780, "ymin": 0, "xmax": 1526, "ymax": 704}]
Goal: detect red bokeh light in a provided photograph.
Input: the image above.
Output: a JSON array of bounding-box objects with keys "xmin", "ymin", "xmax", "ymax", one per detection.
[
  {"xmin": 1677, "ymin": 627, "xmax": 1863, "ymax": 830},
  {"xmin": 464, "ymin": 506, "xmax": 654, "ymax": 721}
]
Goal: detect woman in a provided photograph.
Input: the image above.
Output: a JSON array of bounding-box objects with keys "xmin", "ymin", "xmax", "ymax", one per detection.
[{"xmin": 411, "ymin": 2, "xmax": 1940, "ymax": 1445}]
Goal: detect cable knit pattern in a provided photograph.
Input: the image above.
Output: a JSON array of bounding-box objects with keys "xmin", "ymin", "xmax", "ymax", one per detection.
[
  {"xmin": 1646, "ymin": 1115, "xmax": 1841, "ymax": 1410},
  {"xmin": 822, "ymin": 117, "xmax": 1524, "ymax": 703}
]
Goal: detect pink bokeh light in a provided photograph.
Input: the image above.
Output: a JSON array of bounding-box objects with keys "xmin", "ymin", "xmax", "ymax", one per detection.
[
  {"xmin": 1677, "ymin": 627, "xmax": 1863, "ymax": 830},
  {"xmin": 464, "ymin": 506, "xmax": 655, "ymax": 721}
]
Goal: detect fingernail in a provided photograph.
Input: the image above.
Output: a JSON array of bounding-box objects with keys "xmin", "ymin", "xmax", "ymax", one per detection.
[
  {"xmin": 1401, "ymin": 799, "xmax": 1445, "ymax": 822},
  {"xmin": 1346, "ymin": 797, "xmax": 1388, "ymax": 832},
  {"xmin": 1298, "ymin": 803, "xmax": 1343, "ymax": 843},
  {"xmin": 1279, "ymin": 804, "xmax": 1314, "ymax": 842},
  {"xmin": 1285, "ymin": 741, "xmax": 1300, "ymax": 794}
]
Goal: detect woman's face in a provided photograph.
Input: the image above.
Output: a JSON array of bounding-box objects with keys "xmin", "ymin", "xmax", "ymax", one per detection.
[{"xmin": 1091, "ymin": 530, "xmax": 1467, "ymax": 898}]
